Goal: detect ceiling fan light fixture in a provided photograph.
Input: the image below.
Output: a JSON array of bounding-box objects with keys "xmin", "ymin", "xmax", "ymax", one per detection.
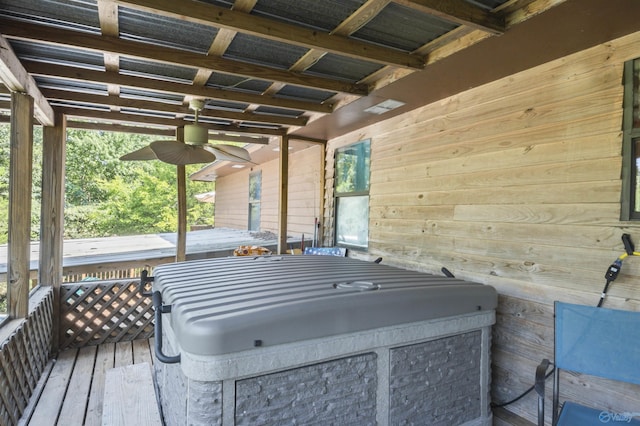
[{"xmin": 184, "ymin": 124, "xmax": 208, "ymax": 145}]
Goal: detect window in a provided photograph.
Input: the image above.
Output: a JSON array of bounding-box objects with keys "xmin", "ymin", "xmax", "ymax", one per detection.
[
  {"xmin": 248, "ymin": 171, "xmax": 261, "ymax": 231},
  {"xmin": 621, "ymin": 58, "xmax": 640, "ymax": 220},
  {"xmin": 334, "ymin": 139, "xmax": 370, "ymax": 248}
]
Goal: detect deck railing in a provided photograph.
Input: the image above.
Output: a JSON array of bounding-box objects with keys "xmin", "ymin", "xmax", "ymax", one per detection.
[
  {"xmin": 59, "ymin": 279, "xmax": 154, "ymax": 350},
  {"xmin": 0, "ymin": 275, "xmax": 156, "ymax": 425},
  {"xmin": 0, "ymin": 243, "xmax": 273, "ymax": 425},
  {"xmin": 0, "ymin": 287, "xmax": 53, "ymax": 426}
]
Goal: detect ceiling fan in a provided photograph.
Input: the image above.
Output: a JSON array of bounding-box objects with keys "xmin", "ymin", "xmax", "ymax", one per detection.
[{"xmin": 120, "ymin": 99, "xmax": 252, "ymax": 165}]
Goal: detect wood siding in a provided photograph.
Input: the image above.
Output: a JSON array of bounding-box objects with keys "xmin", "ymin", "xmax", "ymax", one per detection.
[
  {"xmin": 325, "ymin": 31, "xmax": 640, "ymax": 423},
  {"xmin": 215, "ymin": 144, "xmax": 323, "ymax": 241}
]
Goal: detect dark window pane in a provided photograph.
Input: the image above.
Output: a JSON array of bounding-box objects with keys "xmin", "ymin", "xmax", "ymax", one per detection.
[
  {"xmin": 249, "ymin": 172, "xmax": 261, "ymax": 202},
  {"xmin": 335, "ymin": 140, "xmax": 370, "ymax": 194}
]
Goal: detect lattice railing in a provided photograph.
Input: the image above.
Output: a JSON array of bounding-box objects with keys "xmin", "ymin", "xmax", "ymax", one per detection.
[
  {"xmin": 0, "ymin": 287, "xmax": 53, "ymax": 426},
  {"xmin": 59, "ymin": 280, "xmax": 154, "ymax": 350}
]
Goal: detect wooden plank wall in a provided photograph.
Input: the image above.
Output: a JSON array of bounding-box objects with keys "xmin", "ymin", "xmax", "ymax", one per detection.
[
  {"xmin": 212, "ymin": 171, "xmax": 249, "ymax": 230},
  {"xmin": 215, "ymin": 144, "xmax": 323, "ymax": 241},
  {"xmin": 325, "ymin": 31, "xmax": 640, "ymax": 423}
]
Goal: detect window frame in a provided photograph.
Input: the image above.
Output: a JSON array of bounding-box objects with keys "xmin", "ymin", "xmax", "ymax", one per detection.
[
  {"xmin": 248, "ymin": 171, "xmax": 261, "ymax": 231},
  {"xmin": 333, "ymin": 139, "xmax": 371, "ymax": 250},
  {"xmin": 621, "ymin": 60, "xmax": 640, "ymax": 220}
]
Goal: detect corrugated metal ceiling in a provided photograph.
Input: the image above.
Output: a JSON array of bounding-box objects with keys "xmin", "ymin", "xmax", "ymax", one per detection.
[{"xmin": 0, "ymin": 0, "xmax": 546, "ymax": 151}]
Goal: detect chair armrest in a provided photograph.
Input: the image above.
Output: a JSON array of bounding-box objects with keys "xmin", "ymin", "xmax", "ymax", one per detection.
[
  {"xmin": 535, "ymin": 358, "xmax": 551, "ymax": 397},
  {"xmin": 536, "ymin": 358, "xmax": 552, "ymax": 426}
]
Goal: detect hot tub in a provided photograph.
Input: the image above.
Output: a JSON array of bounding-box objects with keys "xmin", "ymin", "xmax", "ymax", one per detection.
[{"xmin": 151, "ymin": 255, "xmax": 497, "ymax": 426}]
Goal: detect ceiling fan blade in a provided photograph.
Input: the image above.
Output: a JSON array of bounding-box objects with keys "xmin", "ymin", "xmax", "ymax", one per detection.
[
  {"xmin": 150, "ymin": 141, "xmax": 217, "ymax": 165},
  {"xmin": 205, "ymin": 144, "xmax": 252, "ymax": 163},
  {"xmin": 119, "ymin": 144, "xmax": 158, "ymax": 161}
]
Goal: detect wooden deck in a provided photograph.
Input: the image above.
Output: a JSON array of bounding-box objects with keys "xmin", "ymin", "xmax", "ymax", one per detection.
[
  {"xmin": 19, "ymin": 339, "xmax": 156, "ymax": 426},
  {"xmin": 14, "ymin": 336, "xmax": 536, "ymax": 426}
]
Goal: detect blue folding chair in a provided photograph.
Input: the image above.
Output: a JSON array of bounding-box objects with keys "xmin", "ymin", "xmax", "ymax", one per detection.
[
  {"xmin": 303, "ymin": 246, "xmax": 347, "ymax": 256},
  {"xmin": 536, "ymin": 302, "xmax": 640, "ymax": 425}
]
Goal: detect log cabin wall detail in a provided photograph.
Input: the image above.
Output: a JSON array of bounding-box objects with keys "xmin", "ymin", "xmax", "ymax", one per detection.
[
  {"xmin": 206, "ymin": 29, "xmax": 640, "ymax": 423},
  {"xmin": 321, "ymin": 31, "xmax": 640, "ymax": 423}
]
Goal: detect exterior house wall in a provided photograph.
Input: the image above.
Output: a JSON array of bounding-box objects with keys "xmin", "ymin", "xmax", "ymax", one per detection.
[
  {"xmin": 324, "ymin": 31, "xmax": 640, "ymax": 423},
  {"xmin": 215, "ymin": 144, "xmax": 323, "ymax": 241},
  {"xmin": 213, "ymin": 170, "xmax": 249, "ymax": 230}
]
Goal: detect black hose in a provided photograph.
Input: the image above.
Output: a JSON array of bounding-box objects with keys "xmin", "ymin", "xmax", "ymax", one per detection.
[
  {"xmin": 491, "ymin": 366, "xmax": 555, "ymax": 408},
  {"xmin": 152, "ymin": 291, "xmax": 181, "ymax": 364}
]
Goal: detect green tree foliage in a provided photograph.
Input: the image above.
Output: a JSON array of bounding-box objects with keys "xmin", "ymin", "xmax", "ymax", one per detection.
[
  {"xmin": 0, "ymin": 124, "xmax": 43, "ymax": 243},
  {"xmin": 0, "ymin": 125, "xmax": 216, "ymax": 242}
]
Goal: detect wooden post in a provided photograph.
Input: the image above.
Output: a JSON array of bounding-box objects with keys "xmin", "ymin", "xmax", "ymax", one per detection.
[
  {"xmin": 317, "ymin": 142, "xmax": 326, "ymax": 247},
  {"xmin": 8, "ymin": 92, "xmax": 34, "ymax": 318},
  {"xmin": 277, "ymin": 135, "xmax": 289, "ymax": 254},
  {"xmin": 176, "ymin": 127, "xmax": 187, "ymax": 262},
  {"xmin": 40, "ymin": 112, "xmax": 65, "ymax": 351}
]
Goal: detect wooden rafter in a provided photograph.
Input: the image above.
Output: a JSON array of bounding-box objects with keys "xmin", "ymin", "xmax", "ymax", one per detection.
[
  {"xmin": 0, "ymin": 18, "xmax": 368, "ymax": 96},
  {"xmin": 362, "ymin": 0, "xmax": 545, "ymax": 92},
  {"xmin": 393, "ymin": 0, "xmax": 505, "ymax": 34},
  {"xmin": 65, "ymin": 120, "xmax": 175, "ymax": 136},
  {"xmin": 23, "ymin": 61, "xmax": 332, "ymax": 114},
  {"xmin": 268, "ymin": 0, "xmax": 392, "ymax": 121},
  {"xmin": 208, "ymin": 133, "xmax": 270, "ymax": 145},
  {"xmin": 184, "ymin": 0, "xmax": 258, "ymax": 108},
  {"xmin": 41, "ymin": 88, "xmax": 308, "ymax": 127},
  {"xmin": 0, "ymin": 35, "xmax": 54, "ymax": 126},
  {"xmin": 57, "ymin": 107, "xmax": 287, "ymax": 136},
  {"xmin": 113, "ymin": 0, "xmax": 424, "ymax": 69},
  {"xmin": 97, "ymin": 0, "xmax": 122, "ymax": 110}
]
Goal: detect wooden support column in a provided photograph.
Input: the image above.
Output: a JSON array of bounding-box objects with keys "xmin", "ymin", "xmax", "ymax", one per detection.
[
  {"xmin": 39, "ymin": 112, "xmax": 65, "ymax": 351},
  {"xmin": 8, "ymin": 92, "xmax": 34, "ymax": 318},
  {"xmin": 317, "ymin": 143, "xmax": 326, "ymax": 247},
  {"xmin": 277, "ymin": 135, "xmax": 289, "ymax": 254},
  {"xmin": 39, "ymin": 112, "xmax": 66, "ymax": 286},
  {"xmin": 176, "ymin": 127, "xmax": 187, "ymax": 262}
]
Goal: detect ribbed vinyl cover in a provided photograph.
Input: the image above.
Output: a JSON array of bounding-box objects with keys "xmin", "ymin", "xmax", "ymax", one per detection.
[{"xmin": 152, "ymin": 255, "xmax": 497, "ymax": 355}]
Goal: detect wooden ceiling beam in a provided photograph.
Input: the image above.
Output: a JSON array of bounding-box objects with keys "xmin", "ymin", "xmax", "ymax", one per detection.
[
  {"xmin": 277, "ymin": 0, "xmax": 393, "ymax": 125},
  {"xmin": 0, "ymin": 18, "xmax": 368, "ymax": 96},
  {"xmin": 41, "ymin": 88, "xmax": 308, "ymax": 127},
  {"xmin": 0, "ymin": 35, "xmax": 55, "ymax": 126},
  {"xmin": 362, "ymin": 0, "xmax": 551, "ymax": 92},
  {"xmin": 23, "ymin": 60, "xmax": 332, "ymax": 114},
  {"xmin": 97, "ymin": 0, "xmax": 122, "ymax": 109},
  {"xmin": 393, "ymin": 0, "xmax": 505, "ymax": 34},
  {"xmin": 56, "ymin": 106, "xmax": 287, "ymax": 136},
  {"xmin": 208, "ymin": 133, "xmax": 270, "ymax": 145},
  {"xmin": 66, "ymin": 120, "xmax": 175, "ymax": 135},
  {"xmin": 185, "ymin": 0, "xmax": 258, "ymax": 107},
  {"xmin": 114, "ymin": 0, "xmax": 424, "ymax": 69}
]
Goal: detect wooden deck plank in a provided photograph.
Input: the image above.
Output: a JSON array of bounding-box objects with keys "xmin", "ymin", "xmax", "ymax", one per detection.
[
  {"xmin": 114, "ymin": 341, "xmax": 132, "ymax": 368},
  {"xmin": 19, "ymin": 340, "xmax": 157, "ymax": 426},
  {"xmin": 84, "ymin": 343, "xmax": 115, "ymax": 426},
  {"xmin": 57, "ymin": 345, "xmax": 97, "ymax": 426},
  {"xmin": 101, "ymin": 363, "xmax": 161, "ymax": 426},
  {"xmin": 493, "ymin": 406, "xmax": 536, "ymax": 426},
  {"xmin": 131, "ymin": 339, "xmax": 152, "ymax": 366},
  {"xmin": 16, "ymin": 361, "xmax": 54, "ymax": 426},
  {"xmin": 28, "ymin": 348, "xmax": 77, "ymax": 425}
]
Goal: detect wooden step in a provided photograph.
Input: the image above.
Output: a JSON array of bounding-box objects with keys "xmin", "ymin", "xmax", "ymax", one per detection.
[
  {"xmin": 493, "ymin": 406, "xmax": 536, "ymax": 426},
  {"xmin": 101, "ymin": 363, "xmax": 162, "ymax": 426}
]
